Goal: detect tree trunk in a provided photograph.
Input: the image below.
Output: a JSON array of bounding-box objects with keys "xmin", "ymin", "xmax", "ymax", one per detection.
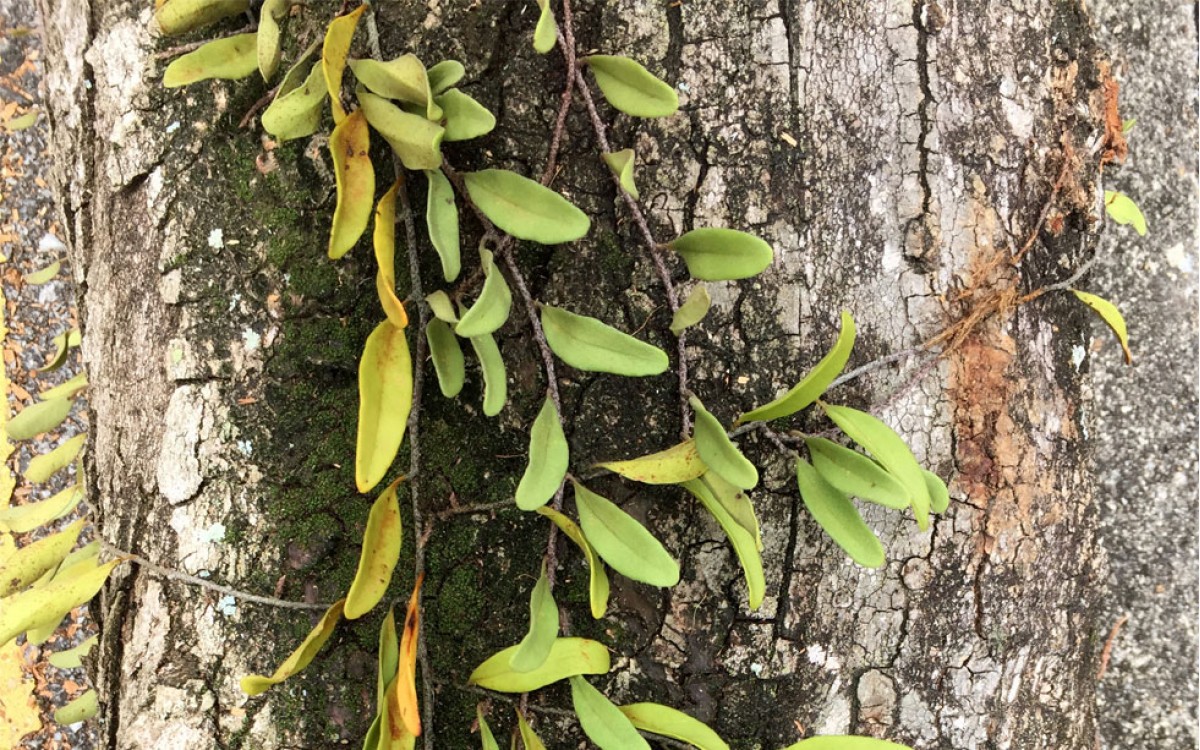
[{"xmin": 36, "ymin": 0, "xmax": 1124, "ymax": 747}]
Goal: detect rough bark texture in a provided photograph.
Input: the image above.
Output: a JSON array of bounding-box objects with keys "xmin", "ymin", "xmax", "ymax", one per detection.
[{"xmin": 35, "ymin": 0, "xmax": 1133, "ymax": 748}]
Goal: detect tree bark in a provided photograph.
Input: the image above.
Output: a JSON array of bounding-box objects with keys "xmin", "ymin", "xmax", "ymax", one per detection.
[{"xmin": 36, "ymin": 0, "xmax": 1122, "ymax": 748}]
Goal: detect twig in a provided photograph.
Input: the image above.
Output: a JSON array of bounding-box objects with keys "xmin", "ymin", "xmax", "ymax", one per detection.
[
  {"xmin": 1096, "ymin": 612, "xmax": 1129, "ymax": 679},
  {"xmin": 1012, "ymin": 138, "xmax": 1073, "ymax": 265},
  {"xmin": 99, "ymin": 541, "xmax": 328, "ymax": 611},
  {"xmin": 239, "ymin": 84, "xmax": 281, "ymax": 129},
  {"xmin": 152, "ymin": 25, "xmax": 257, "ymax": 59}
]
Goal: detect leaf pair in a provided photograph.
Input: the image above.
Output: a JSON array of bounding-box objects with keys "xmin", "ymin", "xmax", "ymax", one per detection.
[
  {"xmin": 475, "ymin": 708, "xmax": 546, "ymax": 750},
  {"xmin": 261, "ymin": 45, "xmax": 329, "ymax": 142},
  {"xmin": 468, "ymin": 636, "xmax": 609, "ymax": 693},
  {"xmin": 361, "ymin": 581, "xmax": 422, "ymax": 749}
]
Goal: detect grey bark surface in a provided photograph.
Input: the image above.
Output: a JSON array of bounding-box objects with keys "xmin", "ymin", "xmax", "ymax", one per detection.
[{"xmin": 33, "ymin": 0, "xmax": 1144, "ymax": 748}]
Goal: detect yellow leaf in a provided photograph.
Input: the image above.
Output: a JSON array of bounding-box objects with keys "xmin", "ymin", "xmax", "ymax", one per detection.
[
  {"xmin": 240, "ymin": 598, "xmax": 346, "ymax": 695},
  {"xmin": 1072, "ymin": 289, "xmax": 1132, "ymax": 365},
  {"xmin": 322, "ymin": 5, "xmax": 366, "ymax": 123},
  {"xmin": 356, "ymin": 321, "xmax": 413, "ymax": 493},
  {"xmin": 386, "ymin": 574, "xmax": 423, "ymax": 738},
  {"xmin": 154, "ymin": 0, "xmax": 248, "ymax": 36},
  {"xmin": 345, "ymin": 477, "xmax": 404, "ymax": 619},
  {"xmin": 1103, "ymin": 190, "xmax": 1147, "ymax": 236},
  {"xmin": 162, "ymin": 34, "xmax": 258, "ymax": 88},
  {"xmin": 328, "ymin": 108, "xmax": 375, "ymax": 259},
  {"xmin": 0, "ymin": 639, "xmax": 40, "ymax": 743},
  {"xmin": 257, "ymin": 0, "xmax": 289, "ymax": 81},
  {"xmin": 0, "ymin": 519, "xmax": 84, "ymax": 597},
  {"xmin": 596, "ymin": 439, "xmax": 706, "ymax": 485},
  {"xmin": 374, "ymin": 182, "xmax": 410, "ymax": 328},
  {"xmin": 0, "ymin": 560, "xmax": 119, "ymax": 647},
  {"xmin": 0, "ymin": 485, "xmax": 84, "ymax": 534},
  {"xmin": 24, "ymin": 434, "xmax": 86, "ymax": 484}
]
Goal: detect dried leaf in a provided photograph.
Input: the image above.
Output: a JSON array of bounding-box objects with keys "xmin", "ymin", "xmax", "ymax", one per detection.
[
  {"xmin": 373, "ymin": 181, "xmax": 410, "ymax": 328},
  {"xmin": 385, "ymin": 574, "xmax": 423, "ymax": 738},
  {"xmin": 323, "ymin": 5, "xmax": 367, "ymax": 123}
]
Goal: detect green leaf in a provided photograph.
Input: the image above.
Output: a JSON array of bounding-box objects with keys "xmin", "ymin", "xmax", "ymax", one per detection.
[
  {"xmin": 356, "ymin": 321, "xmax": 413, "ymax": 493},
  {"xmin": 0, "ymin": 519, "xmax": 83, "ymax": 597},
  {"xmin": 39, "ymin": 372, "xmax": 87, "ymax": 401},
  {"xmin": 477, "ymin": 707, "xmax": 500, "ymax": 750},
  {"xmin": 5, "ymin": 109, "xmax": 37, "ymax": 132},
  {"xmin": 24, "ymin": 261, "xmax": 60, "ymax": 285},
  {"xmin": 923, "ymin": 468, "xmax": 950, "ymax": 513},
  {"xmin": 516, "ymin": 710, "xmax": 547, "ymax": 749},
  {"xmin": 262, "ymin": 58, "xmax": 328, "ymax": 142},
  {"xmin": 1121, "ymin": 117, "xmax": 1137, "ymax": 133},
  {"xmin": 322, "ymin": 5, "xmax": 365, "ymax": 123},
  {"xmin": 240, "ymin": 599, "xmax": 346, "ymax": 695},
  {"xmin": 700, "ymin": 472, "xmax": 762, "ymax": 551},
  {"xmin": 328, "ymin": 109, "xmax": 376, "ymax": 259},
  {"xmin": 540, "ymin": 305, "xmax": 668, "ymax": 376},
  {"xmin": 1103, "ymin": 190, "xmax": 1147, "ymax": 236},
  {"xmin": 806, "ymin": 437, "xmax": 909, "ymax": 510},
  {"xmin": 670, "ymin": 285, "xmax": 710, "ymax": 335},
  {"xmin": 468, "ymin": 637, "xmax": 610, "ymax": 693},
  {"xmin": 570, "ymin": 676, "xmax": 650, "ymax": 750},
  {"xmin": 349, "ymin": 54, "xmax": 440, "ymax": 120},
  {"xmin": 533, "ymin": 0, "xmax": 557, "ymax": 53},
  {"xmin": 691, "ymin": 395, "xmax": 757, "ymax": 490},
  {"xmin": 455, "ymin": 248, "xmax": 512, "ymax": 338},
  {"xmin": 48, "ymin": 634, "xmax": 98, "ymax": 669},
  {"xmin": 681, "ymin": 479, "xmax": 764, "ymax": 610},
  {"xmin": 376, "ymin": 607, "xmax": 399, "ymax": 708},
  {"xmin": 345, "ymin": 477, "xmax": 404, "ymax": 619},
  {"xmin": 782, "ymin": 737, "xmax": 912, "ymax": 750},
  {"xmin": 424, "ymin": 169, "xmax": 461, "ymax": 282},
  {"xmin": 1072, "ymin": 289, "xmax": 1132, "ymax": 364},
  {"xmin": 618, "ymin": 702, "xmax": 730, "ymax": 750},
  {"xmin": 163, "ymin": 34, "xmax": 258, "ymax": 88},
  {"xmin": 0, "ymin": 560, "xmax": 119, "ymax": 648},
  {"xmin": 796, "ymin": 458, "xmax": 884, "ymax": 568},
  {"xmin": 426, "ymin": 319, "xmax": 465, "ymax": 398},
  {"xmin": 54, "ymin": 689, "xmax": 98, "ymax": 724},
  {"xmin": 9, "ymin": 398, "xmax": 72, "ymax": 441},
  {"xmin": 428, "ymin": 60, "xmax": 465, "ymax": 95},
  {"xmin": 0, "ymin": 485, "xmax": 83, "ymax": 534},
  {"xmin": 469, "ymin": 333, "xmax": 508, "ymax": 417},
  {"xmin": 738, "ymin": 311, "xmax": 855, "ymax": 424},
  {"xmin": 536, "ymin": 507, "xmax": 609, "ymax": 618},
  {"xmin": 42, "ymin": 328, "xmax": 81, "ymax": 372},
  {"xmin": 515, "ymin": 395, "xmax": 568, "ymax": 510},
  {"xmin": 821, "ymin": 403, "xmax": 931, "ymax": 530},
  {"xmin": 585, "ymin": 55, "xmax": 678, "ymax": 118},
  {"xmin": 573, "ymin": 481, "xmax": 679, "ymax": 587},
  {"xmin": 358, "ymin": 90, "xmax": 445, "ymax": 171},
  {"xmin": 154, "ymin": 0, "xmax": 249, "ymax": 36},
  {"xmin": 510, "ymin": 562, "xmax": 559, "ymax": 672},
  {"xmin": 601, "ymin": 148, "xmax": 639, "ymax": 199},
  {"xmin": 596, "ymin": 439, "xmax": 706, "ymax": 485},
  {"xmin": 425, "ymin": 290, "xmax": 459, "ymax": 324},
  {"xmin": 667, "ymin": 227, "xmax": 774, "ymax": 281},
  {"xmin": 25, "ymin": 434, "xmax": 86, "ymax": 484},
  {"xmin": 257, "ymin": 0, "xmax": 289, "ymax": 81},
  {"xmin": 436, "ymin": 88, "xmax": 496, "ymax": 142},
  {"xmin": 463, "ymin": 170, "xmax": 590, "ymax": 244}
]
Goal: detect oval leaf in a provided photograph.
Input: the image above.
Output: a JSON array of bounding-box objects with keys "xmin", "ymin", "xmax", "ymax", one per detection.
[
  {"xmin": 601, "ymin": 148, "xmax": 639, "ymax": 199},
  {"xmin": 573, "ymin": 481, "xmax": 679, "ymax": 587},
  {"xmin": 24, "ymin": 434, "xmax": 86, "ymax": 484},
  {"xmin": 509, "ymin": 562, "xmax": 559, "ymax": 672},
  {"xmin": 48, "ymin": 634, "xmax": 98, "ymax": 670},
  {"xmin": 358, "ymin": 90, "xmax": 445, "ymax": 171},
  {"xmin": 585, "ymin": 55, "xmax": 678, "ymax": 118},
  {"xmin": 536, "ymin": 507, "xmax": 609, "ymax": 618},
  {"xmin": 667, "ymin": 227, "xmax": 773, "ymax": 281},
  {"xmin": 570, "ymin": 675, "xmax": 650, "ymax": 750},
  {"xmin": 596, "ymin": 439, "xmax": 706, "ymax": 485},
  {"xmin": 39, "ymin": 372, "xmax": 88, "ymax": 401},
  {"xmin": 257, "ymin": 0, "xmax": 289, "ymax": 81},
  {"xmin": 783, "ymin": 737, "xmax": 912, "ymax": 750},
  {"xmin": 681, "ymin": 479, "xmax": 764, "ymax": 610},
  {"xmin": 8, "ymin": 397, "xmax": 72, "ymax": 441},
  {"xmin": 24, "ymin": 261, "xmax": 60, "ymax": 285},
  {"xmin": 468, "ymin": 637, "xmax": 610, "ymax": 693},
  {"xmin": 240, "ymin": 599, "xmax": 346, "ymax": 695},
  {"xmin": 455, "ymin": 248, "xmax": 512, "ymax": 338},
  {"xmin": 691, "ymin": 395, "xmax": 757, "ymax": 490},
  {"xmin": 533, "ymin": 0, "xmax": 557, "ymax": 53},
  {"xmin": 515, "ymin": 395, "xmax": 569, "ymax": 511},
  {"xmin": 516, "ymin": 709, "xmax": 548, "ymax": 750},
  {"xmin": 0, "ymin": 519, "xmax": 84, "ymax": 597},
  {"xmin": 425, "ymin": 290, "xmax": 458, "ymax": 324},
  {"xmin": 1072, "ymin": 289, "xmax": 1132, "ymax": 364},
  {"xmin": 356, "ymin": 321, "xmax": 413, "ymax": 493},
  {"xmin": 821, "ymin": 403, "xmax": 931, "ymax": 530},
  {"xmin": 373, "ymin": 181, "xmax": 410, "ymax": 328},
  {"xmin": 541, "ymin": 305, "xmax": 668, "ymax": 376},
  {"xmin": 469, "ymin": 333, "xmax": 508, "ymax": 417},
  {"xmin": 670, "ymin": 285, "xmax": 710, "ymax": 335},
  {"xmin": 322, "ymin": 5, "xmax": 366, "ymax": 123},
  {"xmin": 163, "ymin": 34, "xmax": 258, "ymax": 88},
  {"xmin": 0, "ymin": 485, "xmax": 84, "ymax": 534},
  {"xmin": 618, "ymin": 702, "xmax": 730, "ymax": 750},
  {"xmin": 738, "ymin": 311, "xmax": 855, "ymax": 423},
  {"xmin": 154, "ymin": 0, "xmax": 248, "ymax": 36},
  {"xmin": 796, "ymin": 458, "xmax": 884, "ymax": 568},
  {"xmin": 806, "ymin": 437, "xmax": 909, "ymax": 510},
  {"xmin": 328, "ymin": 109, "xmax": 375, "ymax": 259},
  {"xmin": 54, "ymin": 689, "xmax": 98, "ymax": 724},
  {"xmin": 436, "ymin": 88, "xmax": 496, "ymax": 142},
  {"xmin": 923, "ymin": 468, "xmax": 950, "ymax": 513},
  {"xmin": 262, "ymin": 60, "xmax": 328, "ymax": 142},
  {"xmin": 0, "ymin": 560, "xmax": 119, "ymax": 648},
  {"xmin": 345, "ymin": 477, "xmax": 404, "ymax": 619},
  {"xmin": 349, "ymin": 54, "xmax": 438, "ymax": 119},
  {"xmin": 1103, "ymin": 190, "xmax": 1147, "ymax": 236},
  {"xmin": 463, "ymin": 170, "xmax": 589, "ymax": 244},
  {"xmin": 428, "ymin": 60, "xmax": 465, "ymax": 95},
  {"xmin": 426, "ymin": 319, "xmax": 465, "ymax": 398},
  {"xmin": 425, "ymin": 169, "xmax": 461, "ymax": 282},
  {"xmin": 42, "ymin": 328, "xmax": 81, "ymax": 372}
]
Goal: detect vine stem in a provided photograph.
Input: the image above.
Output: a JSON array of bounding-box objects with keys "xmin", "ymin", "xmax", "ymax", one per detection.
[{"xmin": 98, "ymin": 541, "xmax": 329, "ymax": 611}]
